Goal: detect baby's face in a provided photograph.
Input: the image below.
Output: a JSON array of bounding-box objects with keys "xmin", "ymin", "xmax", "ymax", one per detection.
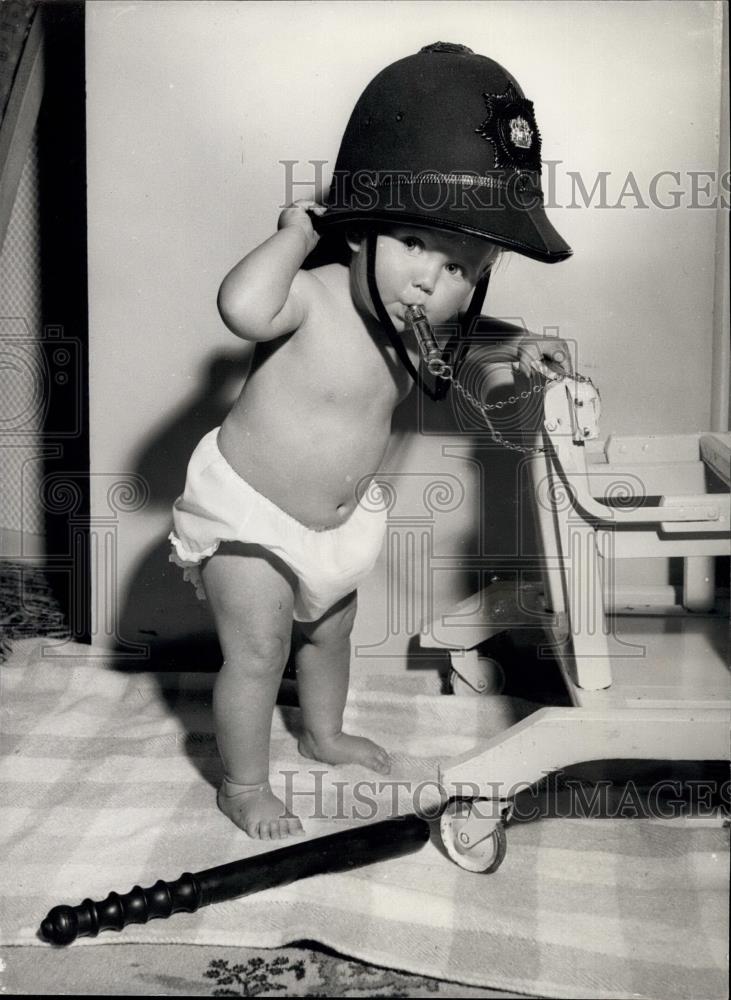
[{"xmin": 348, "ymin": 225, "xmax": 500, "ymax": 330}]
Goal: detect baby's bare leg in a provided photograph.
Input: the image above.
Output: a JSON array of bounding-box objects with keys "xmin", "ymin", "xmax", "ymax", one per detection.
[
  {"xmin": 295, "ymin": 591, "xmax": 390, "ymax": 774},
  {"xmin": 201, "ymin": 542, "xmax": 304, "ymax": 840}
]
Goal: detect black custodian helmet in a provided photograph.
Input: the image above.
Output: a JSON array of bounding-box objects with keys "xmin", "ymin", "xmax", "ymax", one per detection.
[{"xmin": 319, "ymin": 41, "xmax": 572, "ymax": 263}]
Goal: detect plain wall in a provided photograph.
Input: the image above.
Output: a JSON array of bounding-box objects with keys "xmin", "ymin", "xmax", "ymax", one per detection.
[{"xmin": 86, "ymin": 0, "xmax": 726, "ymax": 666}]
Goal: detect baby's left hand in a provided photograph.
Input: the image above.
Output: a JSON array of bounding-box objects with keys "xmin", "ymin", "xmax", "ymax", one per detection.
[
  {"xmin": 514, "ymin": 335, "xmax": 573, "ymax": 381},
  {"xmin": 473, "ymin": 333, "xmax": 573, "ymax": 398}
]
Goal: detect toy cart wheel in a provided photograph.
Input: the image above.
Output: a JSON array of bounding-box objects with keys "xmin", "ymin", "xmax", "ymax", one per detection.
[
  {"xmin": 449, "ymin": 655, "xmax": 504, "ymax": 696},
  {"xmin": 450, "ymin": 669, "xmax": 484, "ymax": 696},
  {"xmin": 439, "ymin": 799, "xmax": 507, "ymax": 873}
]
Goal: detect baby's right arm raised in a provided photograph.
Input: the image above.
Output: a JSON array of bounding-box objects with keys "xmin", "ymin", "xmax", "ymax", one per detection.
[{"xmin": 217, "ymin": 200, "xmax": 325, "ymax": 341}]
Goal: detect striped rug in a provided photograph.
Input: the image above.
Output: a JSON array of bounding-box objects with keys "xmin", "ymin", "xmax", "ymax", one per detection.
[{"xmin": 1, "ymin": 638, "xmax": 728, "ymax": 999}]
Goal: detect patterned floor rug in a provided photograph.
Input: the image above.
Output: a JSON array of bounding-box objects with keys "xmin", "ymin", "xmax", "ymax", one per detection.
[{"xmin": 1, "ymin": 942, "xmax": 522, "ymax": 997}]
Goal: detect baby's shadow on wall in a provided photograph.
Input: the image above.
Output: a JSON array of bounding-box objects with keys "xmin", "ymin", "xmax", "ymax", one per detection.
[{"xmin": 114, "ymin": 350, "xmax": 253, "ymax": 674}]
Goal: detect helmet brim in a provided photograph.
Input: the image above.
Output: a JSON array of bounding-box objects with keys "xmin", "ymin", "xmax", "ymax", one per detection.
[{"xmin": 314, "ymin": 203, "xmax": 572, "ymax": 264}]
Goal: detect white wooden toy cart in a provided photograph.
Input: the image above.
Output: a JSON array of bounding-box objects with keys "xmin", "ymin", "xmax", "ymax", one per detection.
[{"xmin": 421, "ymin": 374, "xmax": 731, "ymax": 872}]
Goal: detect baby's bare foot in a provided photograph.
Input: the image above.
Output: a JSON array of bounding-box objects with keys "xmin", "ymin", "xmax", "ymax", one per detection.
[
  {"xmin": 217, "ymin": 778, "xmax": 304, "ymax": 840},
  {"xmin": 298, "ymin": 731, "xmax": 391, "ymax": 774}
]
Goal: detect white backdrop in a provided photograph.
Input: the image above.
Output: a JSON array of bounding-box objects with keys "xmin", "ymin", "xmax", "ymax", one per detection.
[{"xmin": 85, "ymin": 0, "xmax": 727, "ymax": 664}]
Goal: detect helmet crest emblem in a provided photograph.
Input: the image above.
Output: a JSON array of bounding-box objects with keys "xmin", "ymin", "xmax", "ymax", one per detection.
[{"xmin": 475, "ymin": 83, "xmax": 542, "ymax": 172}]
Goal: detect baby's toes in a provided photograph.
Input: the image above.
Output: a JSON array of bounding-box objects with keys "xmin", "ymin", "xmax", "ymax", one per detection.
[
  {"xmin": 372, "ymin": 749, "xmax": 391, "ymax": 774},
  {"xmin": 285, "ymin": 816, "xmax": 304, "ymax": 837}
]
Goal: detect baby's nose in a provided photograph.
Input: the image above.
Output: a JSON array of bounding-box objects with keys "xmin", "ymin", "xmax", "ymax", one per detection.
[{"xmin": 412, "ymin": 257, "xmax": 441, "ymax": 293}]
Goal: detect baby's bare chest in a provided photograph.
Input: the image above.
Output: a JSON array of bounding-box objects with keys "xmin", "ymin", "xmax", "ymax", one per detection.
[{"xmin": 289, "ymin": 312, "xmax": 415, "ymax": 408}]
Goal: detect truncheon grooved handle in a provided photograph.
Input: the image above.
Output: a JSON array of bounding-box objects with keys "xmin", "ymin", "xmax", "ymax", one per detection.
[
  {"xmin": 40, "ymin": 873, "xmax": 202, "ymax": 945},
  {"xmin": 39, "ymin": 816, "xmax": 430, "ymax": 945}
]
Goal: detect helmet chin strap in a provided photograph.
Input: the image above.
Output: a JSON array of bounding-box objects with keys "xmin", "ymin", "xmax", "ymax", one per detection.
[{"xmin": 365, "ymin": 230, "xmax": 491, "ymax": 401}]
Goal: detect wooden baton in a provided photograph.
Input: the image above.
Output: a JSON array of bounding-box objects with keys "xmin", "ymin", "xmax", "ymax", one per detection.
[{"xmin": 39, "ymin": 814, "xmax": 430, "ymax": 945}]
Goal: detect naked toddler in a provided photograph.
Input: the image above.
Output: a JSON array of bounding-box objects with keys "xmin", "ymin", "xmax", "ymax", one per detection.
[{"xmin": 169, "ymin": 42, "xmax": 573, "ymax": 840}]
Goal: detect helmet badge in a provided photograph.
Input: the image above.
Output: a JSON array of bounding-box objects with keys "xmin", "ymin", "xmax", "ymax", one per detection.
[
  {"xmin": 509, "ymin": 116, "xmax": 532, "ymax": 149},
  {"xmin": 476, "ymin": 83, "xmax": 542, "ymax": 172}
]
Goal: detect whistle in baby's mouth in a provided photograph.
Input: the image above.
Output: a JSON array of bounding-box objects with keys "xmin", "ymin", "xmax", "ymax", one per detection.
[{"xmin": 405, "ymin": 305, "xmax": 442, "ymax": 368}]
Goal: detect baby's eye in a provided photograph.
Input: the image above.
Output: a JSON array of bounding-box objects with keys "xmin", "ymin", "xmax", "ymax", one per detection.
[
  {"xmin": 402, "ymin": 236, "xmax": 424, "ymax": 252},
  {"xmin": 445, "ymin": 262, "xmax": 466, "ymax": 279}
]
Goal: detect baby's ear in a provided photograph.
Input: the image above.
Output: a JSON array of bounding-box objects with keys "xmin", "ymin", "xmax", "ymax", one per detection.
[{"xmin": 481, "ymin": 249, "xmax": 503, "ymax": 277}]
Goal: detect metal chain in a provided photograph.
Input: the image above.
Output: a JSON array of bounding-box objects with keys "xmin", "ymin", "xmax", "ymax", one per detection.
[{"xmin": 429, "ymin": 360, "xmax": 594, "ymax": 455}]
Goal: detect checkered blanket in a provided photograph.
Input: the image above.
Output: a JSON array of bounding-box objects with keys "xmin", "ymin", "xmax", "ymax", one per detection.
[{"xmin": 1, "ymin": 638, "xmax": 728, "ymax": 999}]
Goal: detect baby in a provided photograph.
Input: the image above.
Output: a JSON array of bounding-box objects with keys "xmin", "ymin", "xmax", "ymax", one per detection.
[{"xmin": 169, "ymin": 42, "xmax": 572, "ymax": 840}]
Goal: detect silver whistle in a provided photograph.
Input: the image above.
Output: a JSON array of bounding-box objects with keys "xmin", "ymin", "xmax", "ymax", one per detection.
[{"xmin": 404, "ymin": 305, "xmax": 451, "ymax": 377}]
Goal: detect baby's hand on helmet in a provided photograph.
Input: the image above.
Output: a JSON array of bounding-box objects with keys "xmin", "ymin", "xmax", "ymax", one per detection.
[{"xmin": 278, "ymin": 200, "xmax": 326, "ymax": 255}]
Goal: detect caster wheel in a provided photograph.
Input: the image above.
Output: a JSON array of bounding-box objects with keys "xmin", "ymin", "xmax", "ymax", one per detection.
[
  {"xmin": 450, "ymin": 670, "xmax": 482, "ymax": 696},
  {"xmin": 440, "ymin": 799, "xmax": 507, "ymax": 873},
  {"xmin": 449, "ymin": 655, "xmax": 504, "ymax": 696}
]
